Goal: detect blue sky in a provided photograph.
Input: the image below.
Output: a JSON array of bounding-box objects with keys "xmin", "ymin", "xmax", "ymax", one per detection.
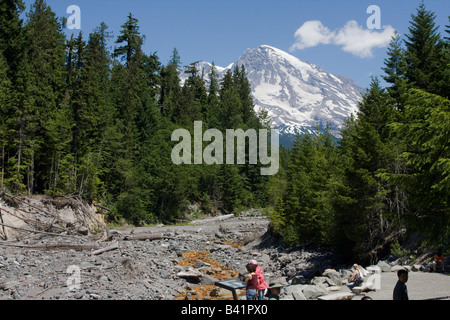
[{"xmin": 22, "ymin": 0, "xmax": 449, "ymax": 89}]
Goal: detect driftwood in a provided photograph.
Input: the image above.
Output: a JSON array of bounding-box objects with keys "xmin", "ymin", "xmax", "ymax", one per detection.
[
  {"xmin": 0, "ymin": 206, "xmax": 66, "ymax": 233},
  {"xmin": 0, "ymin": 208, "xmax": 6, "ymax": 240},
  {"xmin": 123, "ymin": 233, "xmax": 164, "ymax": 241},
  {"xmin": 177, "ymin": 269, "xmax": 203, "ymax": 280},
  {"xmin": 192, "ymin": 214, "xmax": 235, "ymax": 225},
  {"xmin": 91, "ymin": 241, "xmax": 119, "ymax": 255},
  {"xmin": 0, "ymin": 241, "xmax": 100, "ymax": 251},
  {"xmin": 0, "ymin": 222, "xmax": 79, "ymax": 238}
]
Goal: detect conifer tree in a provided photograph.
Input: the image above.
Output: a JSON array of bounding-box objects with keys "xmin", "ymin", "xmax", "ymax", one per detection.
[
  {"xmin": 392, "ymin": 90, "xmax": 450, "ymax": 245},
  {"xmin": 404, "ymin": 2, "xmax": 446, "ymax": 96},
  {"xmin": 382, "ymin": 32, "xmax": 409, "ymax": 111},
  {"xmin": 0, "ymin": 0, "xmax": 25, "ymax": 80},
  {"xmin": 11, "ymin": 0, "xmax": 68, "ymax": 195},
  {"xmin": 0, "ymin": 51, "xmax": 11, "ymax": 189},
  {"xmin": 334, "ymin": 79, "xmax": 399, "ymax": 259}
]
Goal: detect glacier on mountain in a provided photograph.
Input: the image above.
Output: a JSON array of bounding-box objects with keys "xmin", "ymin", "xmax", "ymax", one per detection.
[{"xmin": 180, "ymin": 45, "xmax": 363, "ymax": 143}]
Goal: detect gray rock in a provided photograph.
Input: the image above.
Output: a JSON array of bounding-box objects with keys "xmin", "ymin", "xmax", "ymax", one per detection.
[
  {"xmin": 302, "ymin": 285, "xmax": 328, "ymax": 300},
  {"xmin": 377, "ymin": 260, "xmax": 391, "ymax": 272},
  {"xmin": 285, "ymin": 284, "xmax": 307, "ymax": 300},
  {"xmin": 412, "ymin": 265, "xmax": 423, "ymax": 272},
  {"xmin": 0, "ymin": 281, "xmax": 19, "ymax": 291},
  {"xmin": 391, "ymin": 265, "xmax": 406, "ymax": 273},
  {"xmin": 317, "ymin": 292, "xmax": 355, "ymax": 300},
  {"xmin": 327, "ymin": 272, "xmax": 344, "ymax": 286}
]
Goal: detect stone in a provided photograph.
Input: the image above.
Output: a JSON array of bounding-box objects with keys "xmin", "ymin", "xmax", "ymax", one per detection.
[
  {"xmin": 292, "ymin": 291, "xmax": 307, "ymax": 300},
  {"xmin": 411, "ymin": 265, "xmax": 420, "ymax": 272},
  {"xmin": 0, "ymin": 281, "xmax": 19, "ymax": 291},
  {"xmin": 302, "ymin": 285, "xmax": 328, "ymax": 300},
  {"xmin": 377, "ymin": 260, "xmax": 391, "ymax": 272},
  {"xmin": 317, "ymin": 292, "xmax": 355, "ymax": 300},
  {"xmin": 322, "ymin": 268, "xmax": 337, "ymax": 276},
  {"xmin": 391, "ymin": 265, "xmax": 406, "ymax": 272},
  {"xmin": 284, "ymin": 284, "xmax": 306, "ymax": 298},
  {"xmin": 327, "ymin": 272, "xmax": 344, "ymax": 286}
]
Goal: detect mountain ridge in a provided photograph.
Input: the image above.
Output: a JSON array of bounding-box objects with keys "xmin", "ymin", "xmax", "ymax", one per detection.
[{"xmin": 181, "ymin": 45, "xmax": 363, "ymax": 143}]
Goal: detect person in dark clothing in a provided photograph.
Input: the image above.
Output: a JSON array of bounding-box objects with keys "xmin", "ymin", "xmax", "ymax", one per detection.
[{"xmin": 393, "ymin": 269, "xmax": 409, "ymax": 300}]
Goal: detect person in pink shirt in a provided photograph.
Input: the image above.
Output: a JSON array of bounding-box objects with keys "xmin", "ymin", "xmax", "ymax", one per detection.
[{"xmin": 250, "ymin": 259, "xmax": 269, "ymax": 300}]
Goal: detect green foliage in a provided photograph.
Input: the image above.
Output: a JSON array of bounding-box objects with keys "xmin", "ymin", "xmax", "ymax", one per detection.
[
  {"xmin": 390, "ymin": 240, "xmax": 410, "ymax": 259},
  {"xmin": 267, "ymin": 1, "xmax": 450, "ymax": 259},
  {"xmin": 1, "ymin": 1, "xmax": 449, "ymax": 261}
]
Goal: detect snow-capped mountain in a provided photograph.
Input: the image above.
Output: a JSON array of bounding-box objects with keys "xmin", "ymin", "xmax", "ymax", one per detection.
[{"xmin": 181, "ymin": 45, "xmax": 362, "ymax": 142}]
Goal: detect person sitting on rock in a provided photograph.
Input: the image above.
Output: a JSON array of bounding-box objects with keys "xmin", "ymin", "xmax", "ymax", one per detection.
[
  {"xmin": 432, "ymin": 249, "xmax": 445, "ymax": 272},
  {"xmin": 346, "ymin": 264, "xmax": 364, "ymax": 289}
]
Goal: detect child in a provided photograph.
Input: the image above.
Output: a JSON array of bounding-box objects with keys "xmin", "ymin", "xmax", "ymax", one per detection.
[
  {"xmin": 250, "ymin": 259, "xmax": 269, "ymax": 300},
  {"xmin": 244, "ymin": 263, "xmax": 258, "ymax": 300}
]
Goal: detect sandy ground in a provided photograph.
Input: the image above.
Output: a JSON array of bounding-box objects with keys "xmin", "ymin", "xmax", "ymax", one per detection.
[{"xmin": 355, "ymin": 271, "xmax": 450, "ymax": 300}]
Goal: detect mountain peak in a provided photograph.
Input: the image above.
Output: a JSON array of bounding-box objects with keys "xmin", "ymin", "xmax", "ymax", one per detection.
[
  {"xmin": 182, "ymin": 45, "xmax": 362, "ymax": 141},
  {"xmin": 233, "ymin": 46, "xmax": 362, "ymax": 137}
]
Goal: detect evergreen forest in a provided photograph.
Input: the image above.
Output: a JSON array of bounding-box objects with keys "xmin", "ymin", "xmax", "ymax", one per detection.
[{"xmin": 0, "ymin": 1, "xmax": 449, "ymax": 261}]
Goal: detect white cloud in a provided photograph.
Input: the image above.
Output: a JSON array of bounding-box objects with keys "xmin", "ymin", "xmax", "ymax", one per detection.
[
  {"xmin": 333, "ymin": 20, "xmax": 396, "ymax": 58},
  {"xmin": 290, "ymin": 20, "xmax": 396, "ymax": 58},
  {"xmin": 290, "ymin": 20, "xmax": 335, "ymax": 51}
]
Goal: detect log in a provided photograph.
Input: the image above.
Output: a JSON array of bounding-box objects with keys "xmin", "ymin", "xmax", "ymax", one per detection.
[
  {"xmin": 192, "ymin": 214, "xmax": 235, "ymax": 225},
  {"xmin": 91, "ymin": 241, "xmax": 119, "ymax": 255},
  {"xmin": 0, "ymin": 222, "xmax": 78, "ymax": 238},
  {"xmin": 123, "ymin": 233, "xmax": 164, "ymax": 241},
  {"xmin": 177, "ymin": 269, "xmax": 203, "ymax": 280},
  {"xmin": 0, "ymin": 242, "xmax": 100, "ymax": 251},
  {"xmin": 0, "ymin": 208, "xmax": 6, "ymax": 240}
]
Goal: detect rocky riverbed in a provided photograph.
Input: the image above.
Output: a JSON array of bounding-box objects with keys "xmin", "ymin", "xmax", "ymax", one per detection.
[{"xmin": 0, "ymin": 196, "xmax": 449, "ymax": 301}]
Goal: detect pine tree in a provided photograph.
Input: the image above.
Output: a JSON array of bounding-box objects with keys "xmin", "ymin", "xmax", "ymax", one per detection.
[
  {"xmin": 114, "ymin": 13, "xmax": 144, "ymax": 68},
  {"xmin": 0, "ymin": 50, "xmax": 11, "ymax": 189},
  {"xmin": 205, "ymin": 62, "xmax": 221, "ymax": 128},
  {"xmin": 382, "ymin": 32, "xmax": 409, "ymax": 111},
  {"xmin": 392, "ymin": 90, "xmax": 450, "ymax": 245},
  {"xmin": 335, "ymin": 79, "xmax": 400, "ymax": 260},
  {"xmin": 0, "ymin": 0, "xmax": 25, "ymax": 80},
  {"xmin": 404, "ymin": 2, "xmax": 446, "ymax": 96},
  {"xmin": 6, "ymin": 0, "xmax": 69, "ymax": 195},
  {"xmin": 68, "ymin": 23, "xmax": 117, "ymax": 200},
  {"xmin": 112, "ymin": 13, "xmax": 146, "ymax": 156}
]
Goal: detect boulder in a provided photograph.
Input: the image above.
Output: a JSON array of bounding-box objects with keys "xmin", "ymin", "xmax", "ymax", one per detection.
[
  {"xmin": 311, "ymin": 276, "xmax": 329, "ymax": 286},
  {"xmin": 284, "ymin": 284, "xmax": 307, "ymax": 298},
  {"xmin": 318, "ymin": 292, "xmax": 355, "ymax": 300},
  {"xmin": 377, "ymin": 260, "xmax": 391, "ymax": 272},
  {"xmin": 327, "ymin": 271, "xmax": 344, "ymax": 286},
  {"xmin": 292, "ymin": 291, "xmax": 307, "ymax": 300},
  {"xmin": 302, "ymin": 284, "xmax": 328, "ymax": 300},
  {"xmin": 391, "ymin": 265, "xmax": 406, "ymax": 273},
  {"xmin": 351, "ymin": 281, "xmax": 375, "ymax": 294},
  {"xmin": 366, "ymin": 265, "xmax": 381, "ymax": 274},
  {"xmin": 411, "ymin": 265, "xmax": 423, "ymax": 272},
  {"xmin": 322, "ymin": 269, "xmax": 337, "ymax": 277}
]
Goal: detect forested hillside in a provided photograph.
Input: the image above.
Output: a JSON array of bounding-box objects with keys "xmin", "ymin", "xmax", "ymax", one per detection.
[
  {"xmin": 0, "ymin": 0, "xmax": 271, "ymax": 225},
  {"xmin": 268, "ymin": 3, "xmax": 449, "ymax": 261}
]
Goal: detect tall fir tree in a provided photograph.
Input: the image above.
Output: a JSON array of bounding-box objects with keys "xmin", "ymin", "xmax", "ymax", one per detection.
[
  {"xmin": 391, "ymin": 90, "xmax": 450, "ymax": 245},
  {"xmin": 404, "ymin": 2, "xmax": 447, "ymax": 97}
]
